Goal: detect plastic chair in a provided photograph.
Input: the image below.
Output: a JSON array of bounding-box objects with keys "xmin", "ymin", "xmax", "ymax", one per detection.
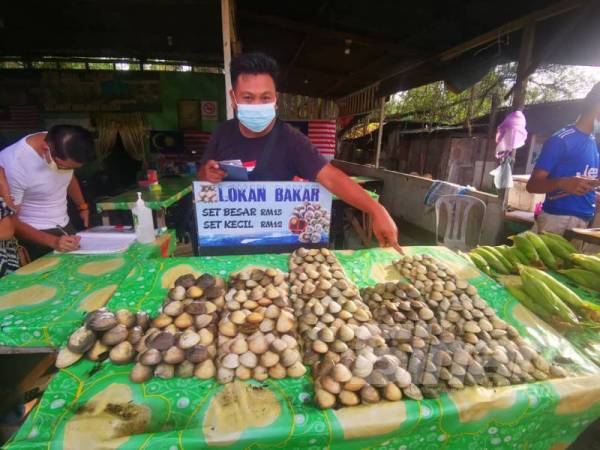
[{"xmin": 435, "ymin": 194, "xmax": 486, "ymax": 251}]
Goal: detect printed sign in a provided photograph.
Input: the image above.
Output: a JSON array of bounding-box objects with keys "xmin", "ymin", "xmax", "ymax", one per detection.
[
  {"xmin": 201, "ymin": 100, "xmax": 218, "ymax": 121},
  {"xmin": 193, "ymin": 181, "xmax": 332, "ymax": 255}
]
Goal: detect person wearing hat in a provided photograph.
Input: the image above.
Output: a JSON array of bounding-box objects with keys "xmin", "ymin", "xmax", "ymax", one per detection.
[{"xmin": 527, "ymin": 83, "xmax": 600, "ymax": 235}]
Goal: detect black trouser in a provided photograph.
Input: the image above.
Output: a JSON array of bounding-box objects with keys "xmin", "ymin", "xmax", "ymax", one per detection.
[{"xmin": 20, "ymin": 222, "xmax": 77, "ymax": 261}]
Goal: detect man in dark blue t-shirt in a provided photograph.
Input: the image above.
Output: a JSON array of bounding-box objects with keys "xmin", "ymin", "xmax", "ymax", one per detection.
[
  {"xmin": 527, "ymin": 83, "xmax": 600, "ymax": 235},
  {"xmin": 198, "ymin": 52, "xmax": 402, "ymax": 252}
]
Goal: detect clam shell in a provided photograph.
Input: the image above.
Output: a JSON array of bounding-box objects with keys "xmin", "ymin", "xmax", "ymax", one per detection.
[
  {"xmin": 101, "ymin": 324, "xmax": 129, "ymax": 346},
  {"xmin": 86, "ymin": 309, "xmax": 117, "ymax": 331},
  {"xmin": 67, "ymin": 326, "xmax": 96, "ymax": 353},
  {"xmin": 109, "ymin": 341, "xmax": 134, "ymax": 364},
  {"xmin": 56, "ymin": 347, "xmax": 83, "ymax": 368}
]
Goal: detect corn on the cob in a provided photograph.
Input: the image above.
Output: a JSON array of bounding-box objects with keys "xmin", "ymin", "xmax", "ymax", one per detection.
[
  {"xmin": 558, "ymin": 268, "xmax": 600, "ymax": 292},
  {"xmin": 497, "ymin": 245, "xmax": 522, "ymax": 269},
  {"xmin": 466, "ymin": 252, "xmax": 492, "ymax": 275},
  {"xmin": 508, "ymin": 247, "xmax": 529, "ymax": 265},
  {"xmin": 510, "ymin": 234, "xmax": 542, "ymax": 267},
  {"xmin": 520, "ymin": 266, "xmax": 585, "ymax": 310},
  {"xmin": 571, "ymin": 254, "xmax": 600, "ymax": 275},
  {"xmin": 471, "ymin": 247, "xmax": 510, "ymax": 274},
  {"xmin": 482, "ymin": 246, "xmax": 515, "ymax": 272},
  {"xmin": 541, "ymin": 231, "xmax": 578, "ymax": 253},
  {"xmin": 523, "ymin": 231, "xmax": 558, "ymax": 270},
  {"xmin": 505, "ymin": 283, "xmax": 553, "ymax": 321},
  {"xmin": 520, "ymin": 270, "xmax": 579, "ymax": 325},
  {"xmin": 539, "ymin": 234, "xmax": 574, "ymax": 261}
]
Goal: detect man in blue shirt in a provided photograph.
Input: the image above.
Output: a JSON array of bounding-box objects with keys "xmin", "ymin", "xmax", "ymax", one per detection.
[{"xmin": 527, "ymin": 83, "xmax": 600, "ymax": 234}]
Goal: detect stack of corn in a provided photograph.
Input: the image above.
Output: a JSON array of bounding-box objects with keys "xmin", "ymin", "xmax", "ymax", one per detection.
[{"xmin": 463, "ymin": 231, "xmax": 576, "ymax": 276}]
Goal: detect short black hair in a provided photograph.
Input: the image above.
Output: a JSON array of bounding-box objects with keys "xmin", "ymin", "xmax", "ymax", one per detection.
[
  {"xmin": 45, "ymin": 125, "xmax": 95, "ymax": 164},
  {"xmin": 230, "ymin": 52, "xmax": 279, "ymax": 89},
  {"xmin": 583, "ymin": 82, "xmax": 600, "ymax": 114}
]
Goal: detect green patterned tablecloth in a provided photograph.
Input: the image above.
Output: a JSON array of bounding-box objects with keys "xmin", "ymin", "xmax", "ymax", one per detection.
[
  {"xmin": 0, "ymin": 231, "xmax": 176, "ymax": 349},
  {"xmin": 5, "ymin": 247, "xmax": 600, "ymax": 450},
  {"xmin": 96, "ymin": 176, "xmax": 195, "ymax": 212}
]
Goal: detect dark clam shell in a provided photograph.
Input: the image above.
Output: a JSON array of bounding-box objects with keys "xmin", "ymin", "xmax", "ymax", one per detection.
[
  {"xmin": 174, "ymin": 274, "xmax": 196, "ymax": 289},
  {"xmin": 196, "ymin": 273, "xmax": 216, "ymax": 289},
  {"xmin": 185, "ymin": 345, "xmax": 209, "ymax": 363},
  {"xmin": 148, "ymin": 331, "xmax": 175, "ymax": 351},
  {"xmin": 205, "ymin": 287, "xmax": 224, "ymax": 300},
  {"xmin": 67, "ymin": 327, "xmax": 96, "ymax": 353},
  {"xmin": 85, "ymin": 310, "xmax": 117, "ymax": 331},
  {"xmin": 185, "ymin": 301, "xmax": 208, "ymax": 315}
]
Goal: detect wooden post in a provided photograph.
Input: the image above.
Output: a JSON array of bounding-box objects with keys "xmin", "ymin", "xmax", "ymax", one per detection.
[
  {"xmin": 499, "ymin": 22, "xmax": 536, "ymax": 209},
  {"xmin": 221, "ymin": 0, "xmax": 234, "ymax": 119},
  {"xmin": 374, "ymin": 97, "xmax": 385, "ymax": 168},
  {"xmin": 479, "ymin": 93, "xmax": 500, "ymax": 190},
  {"xmin": 512, "ymin": 22, "xmax": 536, "ymax": 111}
]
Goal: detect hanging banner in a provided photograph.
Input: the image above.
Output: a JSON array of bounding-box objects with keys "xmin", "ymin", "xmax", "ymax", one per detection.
[{"xmin": 193, "ymin": 181, "xmax": 332, "ymax": 255}]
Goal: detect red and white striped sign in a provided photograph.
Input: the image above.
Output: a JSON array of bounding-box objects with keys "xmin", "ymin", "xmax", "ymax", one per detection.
[
  {"xmin": 0, "ymin": 105, "xmax": 40, "ymax": 130},
  {"xmin": 308, "ymin": 120, "xmax": 336, "ymax": 160},
  {"xmin": 184, "ymin": 131, "xmax": 211, "ymax": 156}
]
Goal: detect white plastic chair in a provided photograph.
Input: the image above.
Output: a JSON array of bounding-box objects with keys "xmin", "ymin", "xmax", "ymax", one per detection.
[{"xmin": 435, "ymin": 194, "xmax": 486, "ymax": 251}]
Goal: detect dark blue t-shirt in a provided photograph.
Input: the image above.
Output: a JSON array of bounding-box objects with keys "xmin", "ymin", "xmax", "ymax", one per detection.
[
  {"xmin": 534, "ymin": 125, "xmax": 599, "ymax": 219},
  {"xmin": 201, "ymin": 119, "xmax": 328, "ymax": 181}
]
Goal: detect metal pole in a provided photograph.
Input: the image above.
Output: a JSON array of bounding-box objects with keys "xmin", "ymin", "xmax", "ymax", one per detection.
[
  {"xmin": 221, "ymin": 0, "xmax": 234, "ymax": 119},
  {"xmin": 374, "ymin": 97, "xmax": 385, "ymax": 168}
]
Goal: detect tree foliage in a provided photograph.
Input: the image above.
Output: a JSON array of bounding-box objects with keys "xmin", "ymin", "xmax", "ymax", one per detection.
[{"xmin": 383, "ymin": 64, "xmax": 599, "ymax": 126}]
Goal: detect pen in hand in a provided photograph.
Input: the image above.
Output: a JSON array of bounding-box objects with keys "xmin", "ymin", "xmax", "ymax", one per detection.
[{"xmin": 55, "ymin": 225, "xmax": 81, "ymax": 252}]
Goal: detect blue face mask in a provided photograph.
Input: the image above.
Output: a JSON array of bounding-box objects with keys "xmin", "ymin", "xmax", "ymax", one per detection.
[{"xmin": 236, "ymin": 102, "xmax": 276, "ymax": 133}]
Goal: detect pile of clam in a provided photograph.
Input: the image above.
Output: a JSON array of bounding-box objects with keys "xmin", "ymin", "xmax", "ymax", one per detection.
[
  {"xmin": 129, "ymin": 272, "xmax": 225, "ymax": 382},
  {"xmin": 289, "ymin": 247, "xmax": 410, "ymax": 408},
  {"xmin": 56, "ymin": 308, "xmax": 150, "ymax": 369},
  {"xmin": 377, "ymin": 254, "xmax": 568, "ymax": 390},
  {"xmin": 215, "ymin": 268, "xmax": 306, "ymax": 383},
  {"xmin": 55, "ymin": 272, "xmax": 226, "ymax": 383}
]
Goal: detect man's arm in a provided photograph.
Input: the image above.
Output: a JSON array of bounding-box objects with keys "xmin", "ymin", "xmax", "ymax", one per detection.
[
  {"xmin": 316, "ymin": 164, "xmax": 402, "ymax": 253},
  {"xmin": 67, "ymin": 176, "xmax": 85, "ymax": 205},
  {"xmin": 14, "ymin": 218, "xmax": 80, "ymax": 252},
  {"xmin": 527, "ymin": 168, "xmax": 593, "ymax": 196},
  {"xmin": 67, "ymin": 176, "xmax": 89, "ymax": 227}
]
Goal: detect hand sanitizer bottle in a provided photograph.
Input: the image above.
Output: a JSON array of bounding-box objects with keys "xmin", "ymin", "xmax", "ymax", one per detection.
[{"xmin": 132, "ymin": 192, "xmax": 155, "ymax": 243}]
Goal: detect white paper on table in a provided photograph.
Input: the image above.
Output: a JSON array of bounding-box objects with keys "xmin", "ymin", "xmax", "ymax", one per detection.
[{"xmin": 57, "ymin": 230, "xmax": 137, "ymax": 255}]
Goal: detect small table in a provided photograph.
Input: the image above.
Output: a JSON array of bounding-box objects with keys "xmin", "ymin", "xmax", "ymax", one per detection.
[
  {"xmin": 564, "ymin": 228, "xmax": 600, "ymax": 246},
  {"xmin": 96, "ymin": 176, "xmax": 195, "ymax": 228}
]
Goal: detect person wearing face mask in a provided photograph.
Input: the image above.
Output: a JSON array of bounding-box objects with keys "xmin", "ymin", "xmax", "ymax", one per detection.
[
  {"xmin": 0, "ymin": 125, "xmax": 95, "ymax": 260},
  {"xmin": 198, "ymin": 52, "xmax": 402, "ymax": 252},
  {"xmin": 527, "ymin": 82, "xmax": 600, "ymax": 235}
]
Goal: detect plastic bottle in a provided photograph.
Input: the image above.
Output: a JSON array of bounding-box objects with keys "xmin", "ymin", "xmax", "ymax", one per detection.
[{"xmin": 132, "ymin": 192, "xmax": 155, "ymax": 244}]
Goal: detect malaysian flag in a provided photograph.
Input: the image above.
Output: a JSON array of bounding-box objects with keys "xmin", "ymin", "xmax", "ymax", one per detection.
[
  {"xmin": 0, "ymin": 105, "xmax": 40, "ymax": 130},
  {"xmin": 184, "ymin": 131, "xmax": 211, "ymax": 157},
  {"xmin": 287, "ymin": 120, "xmax": 337, "ymax": 160}
]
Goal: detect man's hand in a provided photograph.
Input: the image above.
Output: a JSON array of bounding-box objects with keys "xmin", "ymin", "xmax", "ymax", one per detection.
[
  {"xmin": 79, "ymin": 209, "xmax": 90, "ymax": 228},
  {"xmin": 198, "ymin": 160, "xmax": 226, "ymax": 183},
  {"xmin": 558, "ymin": 177, "xmax": 594, "ymax": 196},
  {"xmin": 52, "ymin": 235, "xmax": 81, "ymax": 253},
  {"xmin": 371, "ymin": 205, "xmax": 403, "ymax": 254}
]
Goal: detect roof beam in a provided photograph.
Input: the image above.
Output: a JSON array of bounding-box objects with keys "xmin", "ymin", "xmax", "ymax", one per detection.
[
  {"xmin": 238, "ymin": 10, "xmax": 420, "ymax": 57},
  {"xmin": 439, "ymin": 0, "xmax": 585, "ymax": 62},
  {"xmin": 281, "ymin": 1, "xmax": 331, "ymax": 84}
]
